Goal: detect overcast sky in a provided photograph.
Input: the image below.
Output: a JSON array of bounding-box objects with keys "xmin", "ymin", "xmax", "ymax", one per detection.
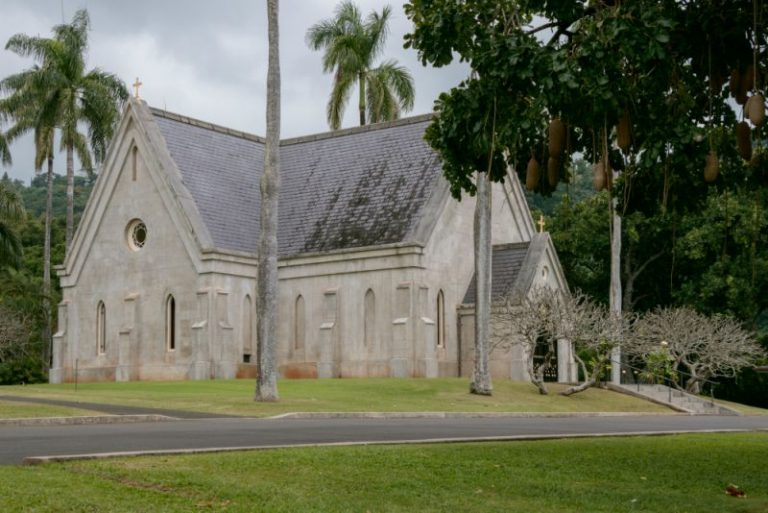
[{"xmin": 0, "ymin": 0, "xmax": 469, "ymax": 182}]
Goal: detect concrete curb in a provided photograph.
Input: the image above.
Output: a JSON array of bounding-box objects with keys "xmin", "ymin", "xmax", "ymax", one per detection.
[
  {"xmin": 0, "ymin": 415, "xmax": 176, "ymax": 427},
  {"xmin": 0, "ymin": 410, "xmax": 691, "ymax": 426},
  {"xmin": 23, "ymin": 428, "xmax": 768, "ymax": 466},
  {"xmin": 266, "ymin": 411, "xmax": 689, "ymax": 420}
]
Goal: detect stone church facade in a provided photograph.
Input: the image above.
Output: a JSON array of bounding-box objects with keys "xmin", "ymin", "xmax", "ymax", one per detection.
[{"xmin": 50, "ymin": 98, "xmax": 572, "ymax": 384}]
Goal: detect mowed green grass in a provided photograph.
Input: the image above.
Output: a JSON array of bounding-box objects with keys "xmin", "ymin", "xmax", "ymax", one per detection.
[
  {"xmin": 0, "ymin": 378, "xmax": 674, "ymax": 416},
  {"xmin": 1, "ymin": 433, "xmax": 766, "ymax": 512},
  {"xmin": 0, "ymin": 400, "xmax": 103, "ymax": 419}
]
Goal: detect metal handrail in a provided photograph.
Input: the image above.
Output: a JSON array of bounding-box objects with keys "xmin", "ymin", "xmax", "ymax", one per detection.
[{"xmin": 612, "ymin": 359, "xmax": 719, "ymax": 408}]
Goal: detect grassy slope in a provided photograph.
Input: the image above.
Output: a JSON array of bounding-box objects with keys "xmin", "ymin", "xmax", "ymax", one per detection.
[
  {"xmin": 0, "ymin": 378, "xmax": 674, "ymax": 416},
  {"xmin": 0, "ymin": 433, "xmax": 766, "ymax": 512},
  {"xmin": 0, "ymin": 400, "xmax": 103, "ymax": 419}
]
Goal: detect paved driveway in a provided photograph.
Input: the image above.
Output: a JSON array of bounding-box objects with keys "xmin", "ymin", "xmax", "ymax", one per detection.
[{"xmin": 2, "ymin": 414, "xmax": 767, "ymax": 465}]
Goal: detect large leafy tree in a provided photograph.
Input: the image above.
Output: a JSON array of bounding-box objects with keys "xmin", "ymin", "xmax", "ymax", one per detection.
[
  {"xmin": 256, "ymin": 0, "xmax": 281, "ymax": 402},
  {"xmin": 405, "ymin": 0, "xmax": 768, "ymax": 388},
  {"xmin": 307, "ymin": 0, "xmax": 415, "ymax": 129},
  {"xmin": 2, "ymin": 8, "xmax": 128, "ymax": 251}
]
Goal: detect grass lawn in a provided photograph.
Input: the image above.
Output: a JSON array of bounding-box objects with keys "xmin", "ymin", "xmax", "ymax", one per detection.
[
  {"xmin": 0, "ymin": 433, "xmax": 766, "ymax": 512},
  {"xmin": 0, "ymin": 378, "xmax": 676, "ymax": 417},
  {"xmin": 0, "ymin": 400, "xmax": 103, "ymax": 419},
  {"xmin": 709, "ymin": 397, "xmax": 768, "ymax": 416}
]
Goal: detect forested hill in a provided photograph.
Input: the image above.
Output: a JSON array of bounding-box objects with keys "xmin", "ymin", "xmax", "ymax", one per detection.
[{"xmin": 1, "ymin": 172, "xmax": 95, "ymax": 220}]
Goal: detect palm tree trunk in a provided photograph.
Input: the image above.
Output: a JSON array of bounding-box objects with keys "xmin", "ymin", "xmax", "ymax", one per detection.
[
  {"xmin": 470, "ymin": 170, "xmax": 492, "ymax": 396},
  {"xmin": 65, "ymin": 144, "xmax": 74, "ymax": 252},
  {"xmin": 42, "ymin": 154, "xmax": 53, "ymax": 370},
  {"xmin": 358, "ymin": 72, "xmax": 366, "ymax": 126},
  {"xmin": 255, "ymin": 0, "xmax": 281, "ymax": 402}
]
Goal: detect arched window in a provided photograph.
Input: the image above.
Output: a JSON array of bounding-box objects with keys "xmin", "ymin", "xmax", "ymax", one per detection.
[
  {"xmin": 96, "ymin": 301, "xmax": 106, "ymax": 355},
  {"xmin": 165, "ymin": 295, "xmax": 176, "ymax": 351},
  {"xmin": 294, "ymin": 295, "xmax": 305, "ymax": 350},
  {"xmin": 243, "ymin": 295, "xmax": 253, "ymax": 362},
  {"xmin": 436, "ymin": 290, "xmax": 445, "ymax": 348},
  {"xmin": 364, "ymin": 289, "xmax": 375, "ymax": 347}
]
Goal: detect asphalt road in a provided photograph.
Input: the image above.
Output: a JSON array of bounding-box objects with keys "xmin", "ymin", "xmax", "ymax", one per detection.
[{"xmin": 2, "ymin": 415, "xmax": 768, "ymax": 465}]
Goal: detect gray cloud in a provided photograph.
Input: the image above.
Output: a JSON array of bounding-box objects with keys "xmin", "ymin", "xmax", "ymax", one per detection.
[{"xmin": 0, "ymin": 0, "xmax": 468, "ymax": 182}]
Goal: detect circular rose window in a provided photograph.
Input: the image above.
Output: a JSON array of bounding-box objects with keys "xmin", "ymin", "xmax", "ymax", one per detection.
[{"xmin": 126, "ymin": 219, "xmax": 148, "ymax": 251}]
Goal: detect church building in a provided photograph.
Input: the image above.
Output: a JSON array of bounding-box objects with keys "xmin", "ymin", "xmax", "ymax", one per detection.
[{"xmin": 50, "ymin": 97, "xmax": 572, "ymax": 384}]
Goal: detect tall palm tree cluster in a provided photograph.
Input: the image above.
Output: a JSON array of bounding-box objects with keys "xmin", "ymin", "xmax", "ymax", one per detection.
[
  {"xmin": 0, "ymin": 9, "xmax": 128, "ymax": 250},
  {"xmin": 306, "ymin": 1, "xmax": 415, "ymax": 130},
  {"xmin": 0, "ymin": 9, "xmax": 127, "ymax": 367}
]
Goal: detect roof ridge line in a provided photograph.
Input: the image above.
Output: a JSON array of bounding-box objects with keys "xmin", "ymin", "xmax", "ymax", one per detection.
[
  {"xmin": 148, "ymin": 105, "xmax": 434, "ymax": 147},
  {"xmin": 148, "ymin": 106, "xmax": 266, "ymax": 143},
  {"xmin": 281, "ymin": 113, "xmax": 434, "ymax": 146}
]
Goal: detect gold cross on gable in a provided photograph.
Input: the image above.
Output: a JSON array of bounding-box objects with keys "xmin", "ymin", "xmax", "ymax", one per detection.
[
  {"xmin": 132, "ymin": 77, "xmax": 143, "ymax": 99},
  {"xmin": 537, "ymin": 214, "xmax": 546, "ymax": 233}
]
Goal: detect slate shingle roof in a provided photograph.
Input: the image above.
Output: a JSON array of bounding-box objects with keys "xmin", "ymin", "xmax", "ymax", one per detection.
[
  {"xmin": 462, "ymin": 242, "xmax": 531, "ymax": 304},
  {"xmin": 152, "ymin": 110, "xmax": 441, "ymax": 256}
]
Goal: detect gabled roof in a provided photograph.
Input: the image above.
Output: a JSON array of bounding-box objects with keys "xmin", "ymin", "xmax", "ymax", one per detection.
[
  {"xmin": 151, "ymin": 107, "xmax": 442, "ymax": 257},
  {"xmin": 462, "ymin": 242, "xmax": 531, "ymax": 304}
]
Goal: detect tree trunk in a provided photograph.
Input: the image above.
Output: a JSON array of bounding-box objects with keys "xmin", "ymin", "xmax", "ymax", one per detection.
[
  {"xmin": 609, "ymin": 197, "xmax": 622, "ymax": 384},
  {"xmin": 358, "ymin": 72, "xmax": 366, "ymax": 126},
  {"xmin": 561, "ymin": 352, "xmax": 607, "ymax": 396},
  {"xmin": 65, "ymin": 144, "xmax": 74, "ymax": 252},
  {"xmin": 526, "ymin": 349, "xmax": 548, "ymax": 395},
  {"xmin": 470, "ymin": 171, "xmax": 492, "ymax": 395},
  {"xmin": 41, "ymin": 153, "xmax": 54, "ymax": 371},
  {"xmin": 255, "ymin": 0, "xmax": 281, "ymax": 402}
]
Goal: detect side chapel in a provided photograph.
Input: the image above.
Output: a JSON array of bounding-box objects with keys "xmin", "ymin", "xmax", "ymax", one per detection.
[{"xmin": 50, "ymin": 97, "xmax": 574, "ymax": 384}]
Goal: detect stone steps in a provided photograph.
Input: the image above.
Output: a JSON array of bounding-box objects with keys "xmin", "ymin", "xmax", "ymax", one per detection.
[{"xmin": 618, "ymin": 384, "xmax": 740, "ymax": 415}]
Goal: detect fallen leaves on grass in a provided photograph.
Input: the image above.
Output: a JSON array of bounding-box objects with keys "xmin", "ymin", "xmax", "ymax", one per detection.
[{"xmin": 725, "ymin": 484, "xmax": 746, "ymax": 498}]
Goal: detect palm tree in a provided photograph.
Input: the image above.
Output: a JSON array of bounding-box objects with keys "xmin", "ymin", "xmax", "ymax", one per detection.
[
  {"xmin": 307, "ymin": 1, "xmax": 415, "ymax": 129},
  {"xmin": 1, "ymin": 84, "xmax": 57, "ymax": 368},
  {"xmin": 0, "ymin": 180, "xmax": 24, "ymax": 269},
  {"xmin": 256, "ymin": 0, "xmax": 281, "ymax": 402},
  {"xmin": 3, "ymin": 8, "xmax": 128, "ymax": 251}
]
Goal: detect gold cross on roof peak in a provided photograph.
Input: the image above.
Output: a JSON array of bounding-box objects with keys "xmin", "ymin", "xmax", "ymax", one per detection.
[
  {"xmin": 537, "ymin": 214, "xmax": 546, "ymax": 233},
  {"xmin": 132, "ymin": 77, "xmax": 143, "ymax": 99}
]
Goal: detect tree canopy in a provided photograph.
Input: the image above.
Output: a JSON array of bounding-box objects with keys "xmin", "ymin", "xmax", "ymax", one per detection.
[{"xmin": 405, "ymin": 0, "xmax": 767, "ymax": 204}]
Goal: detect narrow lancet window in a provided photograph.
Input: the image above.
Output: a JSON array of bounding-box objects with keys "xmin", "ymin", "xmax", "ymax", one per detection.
[
  {"xmin": 364, "ymin": 289, "xmax": 375, "ymax": 347},
  {"xmin": 437, "ymin": 290, "xmax": 445, "ymax": 348},
  {"xmin": 294, "ymin": 295, "xmax": 305, "ymax": 351},
  {"xmin": 243, "ymin": 295, "xmax": 253, "ymax": 362},
  {"xmin": 165, "ymin": 295, "xmax": 176, "ymax": 351},
  {"xmin": 132, "ymin": 146, "xmax": 138, "ymax": 181},
  {"xmin": 96, "ymin": 301, "xmax": 106, "ymax": 354}
]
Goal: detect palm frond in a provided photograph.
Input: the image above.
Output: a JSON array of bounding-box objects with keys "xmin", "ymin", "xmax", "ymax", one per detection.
[
  {"xmin": 365, "ymin": 61, "xmax": 416, "ymax": 123},
  {"xmin": 327, "ymin": 69, "xmax": 356, "ymax": 130},
  {"xmin": 4, "ymin": 34, "xmax": 56, "ymax": 63},
  {"xmin": 366, "ymin": 71, "xmax": 397, "ymax": 124},
  {"xmin": 0, "ymin": 220, "xmax": 23, "ymax": 269},
  {"xmin": 0, "ymin": 182, "xmax": 25, "ymax": 221},
  {"xmin": 364, "ymin": 5, "xmax": 391, "ymax": 65},
  {"xmin": 374, "ymin": 60, "xmax": 416, "ymax": 112},
  {"xmin": 71, "ymin": 131, "xmax": 93, "ymax": 173},
  {"xmin": 0, "ymin": 132, "xmax": 11, "ymax": 166}
]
